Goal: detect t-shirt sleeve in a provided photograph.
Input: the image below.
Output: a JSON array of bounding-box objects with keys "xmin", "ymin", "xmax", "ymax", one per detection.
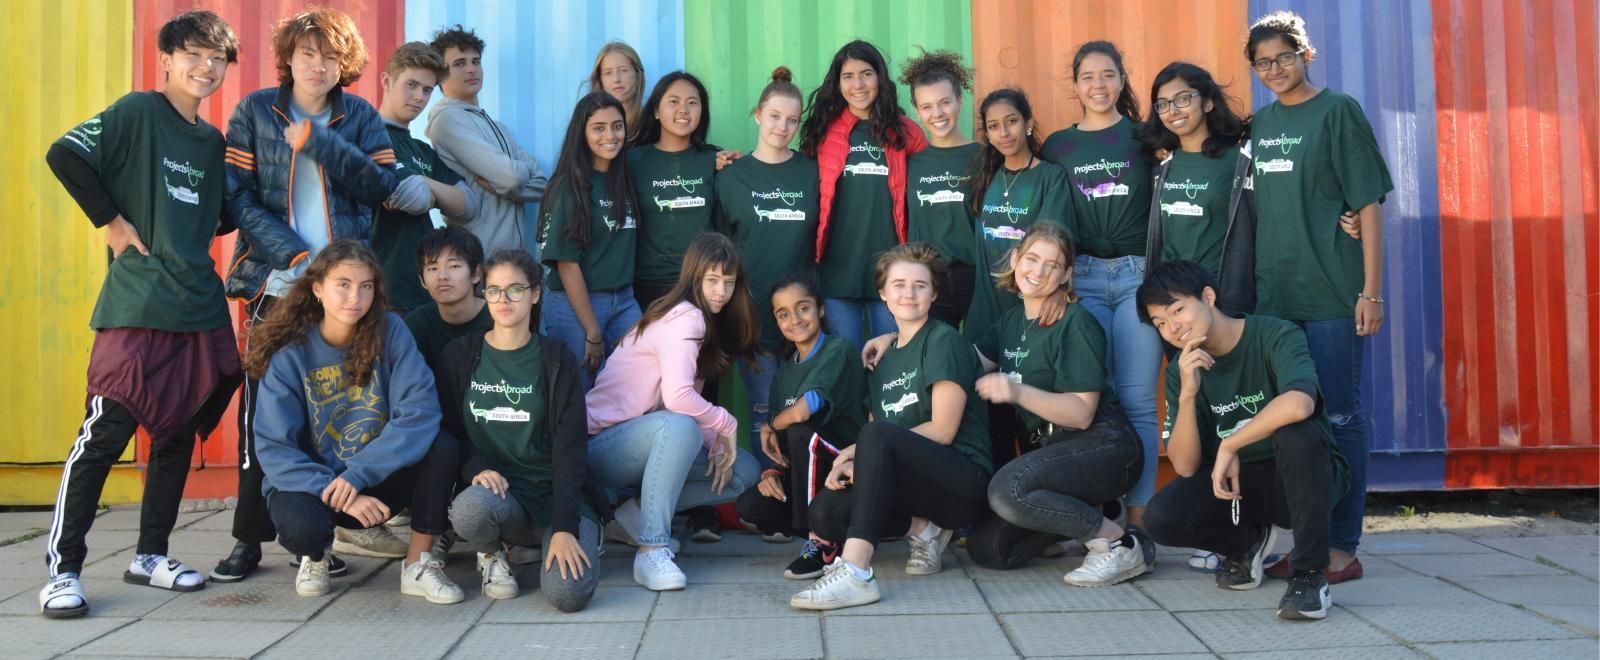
[
  {"xmin": 1038, "ymin": 167, "xmax": 1077, "ymax": 241},
  {"xmin": 792, "ymin": 340, "xmax": 857, "ymax": 415},
  {"xmin": 1161, "ymin": 358, "xmax": 1181, "ymax": 450},
  {"xmin": 1054, "ymin": 309, "xmax": 1107, "ymax": 394},
  {"xmin": 55, "ymin": 92, "xmax": 145, "ymax": 176},
  {"xmin": 538, "ymin": 187, "xmax": 581, "ymax": 264},
  {"xmin": 974, "ymin": 318, "xmax": 1001, "ymax": 364},
  {"xmin": 1267, "ymin": 320, "xmax": 1322, "ymax": 401},
  {"xmin": 922, "ymin": 328, "xmax": 977, "ymax": 390},
  {"xmin": 1329, "ymin": 95, "xmax": 1395, "ymax": 211},
  {"xmin": 712, "ymin": 170, "xmax": 736, "ymax": 236}
]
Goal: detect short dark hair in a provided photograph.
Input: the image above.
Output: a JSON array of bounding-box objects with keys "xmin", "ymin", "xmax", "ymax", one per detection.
[
  {"xmin": 482, "ymin": 248, "xmax": 543, "ymax": 290},
  {"xmin": 158, "ymin": 10, "xmax": 238, "ymax": 63},
  {"xmin": 1136, "ymin": 260, "xmax": 1216, "ymax": 324},
  {"xmin": 430, "ymin": 24, "xmax": 485, "ymax": 59},
  {"xmin": 415, "ymin": 226, "xmax": 485, "ymax": 275}
]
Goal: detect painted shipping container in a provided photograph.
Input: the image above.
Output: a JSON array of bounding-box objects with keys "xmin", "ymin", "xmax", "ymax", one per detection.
[{"xmin": 1432, "ymin": 0, "xmax": 1599, "ymax": 488}]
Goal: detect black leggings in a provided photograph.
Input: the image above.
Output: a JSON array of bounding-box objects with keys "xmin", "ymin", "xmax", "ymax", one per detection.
[
  {"xmin": 268, "ymin": 432, "xmax": 459, "ymax": 558},
  {"xmin": 809, "ymin": 421, "xmax": 990, "ymax": 546},
  {"xmin": 1142, "ymin": 419, "xmax": 1335, "ymax": 571},
  {"xmin": 735, "ymin": 423, "xmax": 852, "ymax": 535},
  {"xmin": 967, "ymin": 404, "xmax": 1143, "ymax": 569}
]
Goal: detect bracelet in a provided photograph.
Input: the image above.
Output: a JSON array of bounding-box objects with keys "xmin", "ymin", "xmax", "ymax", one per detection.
[
  {"xmin": 585, "ymin": 337, "xmax": 603, "ymax": 345},
  {"xmin": 761, "ymin": 468, "xmax": 786, "ymax": 479},
  {"xmin": 1357, "ymin": 293, "xmax": 1384, "ymax": 305}
]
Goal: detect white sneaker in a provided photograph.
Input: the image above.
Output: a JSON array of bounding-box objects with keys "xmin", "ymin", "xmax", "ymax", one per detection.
[
  {"xmin": 1042, "ymin": 539, "xmax": 1089, "ymax": 558},
  {"xmin": 401, "ymin": 551, "xmax": 464, "ymax": 604},
  {"xmin": 385, "ymin": 511, "xmax": 412, "ymax": 528},
  {"xmin": 295, "ymin": 555, "xmax": 330, "ymax": 597},
  {"xmin": 477, "ymin": 551, "xmax": 519, "ymax": 600},
  {"xmin": 606, "ymin": 499, "xmax": 679, "ymax": 553},
  {"xmin": 905, "ymin": 525, "xmax": 954, "ymax": 576},
  {"xmin": 632, "ymin": 547, "xmax": 687, "ymax": 591},
  {"xmin": 1064, "ymin": 537, "xmax": 1149, "ymax": 587},
  {"xmin": 334, "ymin": 525, "xmax": 408, "ymax": 558},
  {"xmin": 790, "ymin": 558, "xmax": 880, "ymax": 611}
]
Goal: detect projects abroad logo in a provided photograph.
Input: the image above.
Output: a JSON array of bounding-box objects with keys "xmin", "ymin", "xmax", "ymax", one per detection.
[
  {"xmin": 918, "ymin": 171, "xmax": 969, "ymax": 187},
  {"xmin": 1004, "ymin": 346, "xmax": 1030, "ymax": 368},
  {"xmin": 982, "ymin": 225, "xmax": 1027, "ymax": 242},
  {"xmin": 983, "ymin": 202, "xmax": 1030, "ymax": 223},
  {"xmin": 163, "ymin": 157, "xmax": 206, "ymax": 205},
  {"xmin": 1209, "ymin": 390, "xmax": 1267, "ymax": 416},
  {"xmin": 850, "ymin": 142, "xmax": 885, "ymax": 161},
  {"xmin": 752, "ymin": 189, "xmax": 805, "ymax": 207},
  {"xmin": 598, "ymin": 199, "xmax": 638, "ymax": 231},
  {"xmin": 652, "ymin": 176, "xmax": 705, "ymax": 194},
  {"xmin": 1164, "ymin": 178, "xmax": 1209, "ymax": 200},
  {"xmin": 1072, "ymin": 158, "xmax": 1130, "ymax": 179},
  {"xmin": 844, "ymin": 162, "xmax": 889, "ymax": 177},
  {"xmin": 1254, "ymin": 133, "xmax": 1303, "ymax": 174},
  {"xmin": 470, "ymin": 402, "xmax": 531, "ymax": 423},
  {"xmin": 881, "ymin": 392, "xmax": 920, "ymax": 416},
  {"xmin": 1160, "ymin": 201, "xmax": 1204, "ymax": 217},
  {"xmin": 64, "ymin": 116, "xmax": 102, "ymax": 151},
  {"xmin": 652, "ymin": 195, "xmax": 706, "ymax": 212},
  {"xmin": 880, "ymin": 368, "xmax": 919, "ymax": 392},
  {"xmin": 470, "ymin": 378, "xmax": 535, "ymax": 404}
]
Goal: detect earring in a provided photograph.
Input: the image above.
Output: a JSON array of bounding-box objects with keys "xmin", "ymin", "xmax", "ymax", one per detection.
[{"xmin": 1027, "ymin": 128, "xmax": 1033, "ymax": 136}]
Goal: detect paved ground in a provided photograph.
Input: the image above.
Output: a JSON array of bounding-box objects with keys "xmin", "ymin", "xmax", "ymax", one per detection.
[{"xmin": 0, "ymin": 508, "xmax": 1594, "ymax": 659}]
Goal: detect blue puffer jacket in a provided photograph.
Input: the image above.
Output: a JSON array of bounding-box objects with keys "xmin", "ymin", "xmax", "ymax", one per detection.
[{"xmin": 223, "ymin": 84, "xmax": 398, "ymax": 301}]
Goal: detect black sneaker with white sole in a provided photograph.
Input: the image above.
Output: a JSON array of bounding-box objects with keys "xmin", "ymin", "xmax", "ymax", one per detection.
[
  {"xmin": 1215, "ymin": 524, "xmax": 1279, "ymax": 591},
  {"xmin": 1277, "ymin": 570, "xmax": 1331, "ymax": 620},
  {"xmin": 784, "ymin": 539, "xmax": 837, "ymax": 580},
  {"xmin": 288, "ymin": 552, "xmax": 348, "ymax": 577},
  {"xmin": 688, "ymin": 507, "xmax": 722, "ymax": 543}
]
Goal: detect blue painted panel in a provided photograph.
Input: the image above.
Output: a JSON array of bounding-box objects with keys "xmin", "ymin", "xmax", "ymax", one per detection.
[{"xmin": 1247, "ymin": 0, "xmax": 1448, "ymax": 475}]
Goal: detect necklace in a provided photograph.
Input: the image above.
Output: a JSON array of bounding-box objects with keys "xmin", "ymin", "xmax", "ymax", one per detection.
[
  {"xmin": 1020, "ymin": 314, "xmax": 1041, "ymax": 342},
  {"xmin": 1001, "ymin": 154, "xmax": 1035, "ymax": 198}
]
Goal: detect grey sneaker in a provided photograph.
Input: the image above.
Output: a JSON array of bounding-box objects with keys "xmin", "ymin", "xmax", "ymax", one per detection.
[
  {"xmin": 905, "ymin": 525, "xmax": 954, "ymax": 576},
  {"xmin": 334, "ymin": 525, "xmax": 408, "ymax": 559}
]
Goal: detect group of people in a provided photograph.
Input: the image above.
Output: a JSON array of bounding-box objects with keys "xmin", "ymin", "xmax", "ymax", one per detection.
[{"xmin": 40, "ymin": 5, "xmax": 1391, "ymax": 626}]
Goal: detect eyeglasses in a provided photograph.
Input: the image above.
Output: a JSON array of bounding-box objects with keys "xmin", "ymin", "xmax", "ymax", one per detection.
[
  {"xmin": 1155, "ymin": 91, "xmax": 1200, "ymax": 115},
  {"xmin": 1252, "ymin": 50, "xmax": 1303, "ymax": 73},
  {"xmin": 484, "ymin": 285, "xmax": 531, "ymax": 303}
]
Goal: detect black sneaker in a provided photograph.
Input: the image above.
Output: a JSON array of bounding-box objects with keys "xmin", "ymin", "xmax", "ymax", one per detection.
[
  {"xmin": 1215, "ymin": 525, "xmax": 1280, "ymax": 591},
  {"xmin": 1277, "ymin": 570, "xmax": 1331, "ymax": 620},
  {"xmin": 288, "ymin": 552, "xmax": 349, "ymax": 577},
  {"xmin": 209, "ymin": 541, "xmax": 261, "ymax": 583},
  {"xmin": 784, "ymin": 538, "xmax": 837, "ymax": 580},
  {"xmin": 688, "ymin": 507, "xmax": 722, "ymax": 543}
]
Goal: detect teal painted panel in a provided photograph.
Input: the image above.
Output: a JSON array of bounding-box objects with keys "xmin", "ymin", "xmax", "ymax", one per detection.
[{"xmin": 683, "ymin": 0, "xmax": 972, "ymax": 154}]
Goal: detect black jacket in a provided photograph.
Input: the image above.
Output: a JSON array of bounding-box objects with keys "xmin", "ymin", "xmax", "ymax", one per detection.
[
  {"xmin": 433, "ymin": 332, "xmax": 612, "ymax": 534},
  {"xmin": 1144, "ymin": 142, "xmax": 1257, "ymax": 317}
]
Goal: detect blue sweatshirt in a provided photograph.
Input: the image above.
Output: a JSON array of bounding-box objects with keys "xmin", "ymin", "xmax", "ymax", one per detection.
[{"xmin": 254, "ymin": 312, "xmax": 442, "ymax": 498}]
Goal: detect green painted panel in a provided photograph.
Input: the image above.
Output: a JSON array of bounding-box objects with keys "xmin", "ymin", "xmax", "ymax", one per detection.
[{"xmin": 684, "ymin": 0, "xmax": 972, "ymax": 153}]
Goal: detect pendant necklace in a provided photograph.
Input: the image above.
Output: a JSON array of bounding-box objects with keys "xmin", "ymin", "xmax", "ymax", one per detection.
[{"xmin": 1002, "ymin": 154, "xmax": 1035, "ymax": 198}]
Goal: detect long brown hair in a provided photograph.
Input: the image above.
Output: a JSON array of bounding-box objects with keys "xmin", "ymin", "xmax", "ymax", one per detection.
[
  {"xmin": 243, "ymin": 240, "xmax": 389, "ymax": 387},
  {"xmin": 588, "ymin": 41, "xmax": 645, "ymax": 141},
  {"xmin": 635, "ymin": 232, "xmax": 760, "ymax": 381}
]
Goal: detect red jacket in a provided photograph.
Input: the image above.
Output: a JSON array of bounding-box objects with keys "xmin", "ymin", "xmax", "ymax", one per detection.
[{"xmin": 814, "ymin": 110, "xmax": 927, "ymax": 261}]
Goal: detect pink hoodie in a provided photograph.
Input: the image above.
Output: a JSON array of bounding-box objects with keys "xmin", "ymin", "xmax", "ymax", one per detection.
[{"xmin": 586, "ymin": 301, "xmax": 737, "ymax": 455}]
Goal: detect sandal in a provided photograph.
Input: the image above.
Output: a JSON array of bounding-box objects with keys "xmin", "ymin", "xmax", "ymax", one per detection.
[
  {"xmin": 124, "ymin": 556, "xmax": 206, "ymax": 592},
  {"xmin": 39, "ymin": 575, "xmax": 89, "ymax": 619}
]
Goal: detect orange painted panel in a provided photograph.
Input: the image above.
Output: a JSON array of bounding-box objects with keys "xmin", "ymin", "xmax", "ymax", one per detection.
[
  {"xmin": 1433, "ymin": 0, "xmax": 1598, "ymax": 487},
  {"xmin": 970, "ymin": 0, "xmax": 1252, "ymax": 135}
]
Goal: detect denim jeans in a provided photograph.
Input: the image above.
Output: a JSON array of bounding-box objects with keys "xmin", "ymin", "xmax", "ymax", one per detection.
[
  {"xmin": 448, "ymin": 484, "xmax": 602, "ymax": 612},
  {"xmin": 586, "ymin": 411, "xmax": 759, "ymax": 546},
  {"xmin": 1296, "ymin": 318, "xmax": 1368, "ymax": 554},
  {"xmin": 822, "ymin": 298, "xmax": 896, "ymax": 349},
  {"xmin": 1073, "ymin": 255, "xmax": 1162, "ymax": 507},
  {"xmin": 541, "ymin": 287, "xmax": 642, "ymax": 390},
  {"xmin": 740, "ymin": 353, "xmax": 780, "ymax": 467}
]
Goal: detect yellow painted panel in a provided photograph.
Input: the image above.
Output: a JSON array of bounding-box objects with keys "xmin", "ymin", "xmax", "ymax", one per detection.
[
  {"xmin": 0, "ymin": 466, "xmax": 144, "ymax": 506},
  {"xmin": 0, "ymin": 1, "xmax": 134, "ymax": 465}
]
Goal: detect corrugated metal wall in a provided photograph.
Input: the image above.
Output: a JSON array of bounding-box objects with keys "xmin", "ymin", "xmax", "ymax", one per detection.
[
  {"xmin": 971, "ymin": 0, "xmax": 1251, "ymax": 137},
  {"xmin": 1433, "ymin": 0, "xmax": 1599, "ymax": 488},
  {"xmin": 1247, "ymin": 0, "xmax": 1450, "ymax": 489},
  {"xmin": 683, "ymin": 0, "xmax": 972, "ymax": 154}
]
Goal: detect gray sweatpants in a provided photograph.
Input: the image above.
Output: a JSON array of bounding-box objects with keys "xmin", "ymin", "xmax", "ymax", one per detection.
[{"xmin": 449, "ymin": 484, "xmax": 600, "ymax": 613}]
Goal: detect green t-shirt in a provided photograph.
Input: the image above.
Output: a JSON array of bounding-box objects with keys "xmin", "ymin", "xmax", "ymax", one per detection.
[
  {"xmin": 464, "ymin": 339, "xmax": 559, "ymax": 523},
  {"xmin": 907, "ymin": 142, "xmax": 981, "ymax": 266},
  {"xmin": 870, "ymin": 321, "xmax": 992, "ymax": 473},
  {"xmin": 976, "ymin": 304, "xmax": 1112, "ymax": 432},
  {"xmin": 630, "ymin": 145, "xmax": 718, "ymax": 285},
  {"xmin": 1158, "ymin": 146, "xmax": 1239, "ymax": 278},
  {"xmin": 768, "ymin": 332, "xmax": 867, "ymax": 444},
  {"xmin": 57, "ymin": 91, "xmax": 231, "ymax": 332},
  {"xmin": 404, "ymin": 301, "xmax": 492, "ymax": 369},
  {"xmin": 374, "ymin": 124, "xmax": 463, "ymax": 312},
  {"xmin": 964, "ymin": 161, "xmax": 1073, "ymax": 341},
  {"xmin": 822, "ymin": 123, "xmax": 898, "ymax": 298},
  {"xmin": 539, "ymin": 171, "xmax": 637, "ymax": 292},
  {"xmin": 1161, "ymin": 315, "xmax": 1332, "ymax": 464},
  {"xmin": 714, "ymin": 153, "xmax": 820, "ymax": 348},
  {"xmin": 1041, "ymin": 119, "xmax": 1153, "ymax": 258},
  {"xmin": 1251, "ymin": 89, "xmax": 1394, "ymax": 321}
]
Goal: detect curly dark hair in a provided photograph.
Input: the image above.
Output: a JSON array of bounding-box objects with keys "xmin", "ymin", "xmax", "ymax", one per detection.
[
  {"xmin": 271, "ymin": 7, "xmax": 368, "ymax": 88},
  {"xmin": 243, "ymin": 240, "xmax": 389, "ymax": 387},
  {"xmin": 799, "ymin": 40, "xmax": 915, "ymax": 155},
  {"xmin": 430, "ymin": 24, "xmax": 485, "ymax": 58},
  {"xmin": 1246, "ymin": 10, "xmax": 1316, "ymax": 61},
  {"xmin": 897, "ymin": 47, "xmax": 972, "ymax": 97}
]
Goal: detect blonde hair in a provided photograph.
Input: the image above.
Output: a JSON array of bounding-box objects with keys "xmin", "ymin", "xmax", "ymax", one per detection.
[
  {"xmin": 993, "ymin": 221, "xmax": 1078, "ymax": 303},
  {"xmin": 589, "ymin": 41, "xmax": 645, "ymax": 141}
]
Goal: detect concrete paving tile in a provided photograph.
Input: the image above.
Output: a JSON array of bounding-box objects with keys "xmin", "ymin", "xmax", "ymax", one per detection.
[
  {"xmin": 1134, "ymin": 576, "xmax": 1286, "ymax": 611},
  {"xmin": 1223, "ymin": 646, "xmax": 1423, "ymax": 659},
  {"xmin": 479, "ymin": 586, "xmax": 656, "ymax": 623},
  {"xmin": 447, "ymin": 622, "xmax": 644, "ymax": 660},
  {"xmin": 639, "ymin": 616, "xmax": 822, "ymax": 659},
  {"xmin": 1331, "ymin": 575, "xmax": 1492, "ymax": 607},
  {"xmin": 677, "ymin": 555, "xmax": 798, "ymax": 584},
  {"xmin": 1345, "ymin": 554, "xmax": 1427, "ymax": 578},
  {"xmin": 0, "ymin": 529, "xmax": 138, "ymax": 576},
  {"xmin": 257, "ymin": 621, "xmax": 470, "ymax": 660},
  {"xmin": 1522, "ymin": 604, "xmax": 1598, "ymax": 636},
  {"xmin": 0, "ymin": 614, "xmax": 136, "ymax": 660},
  {"xmin": 653, "ymin": 581, "xmax": 814, "ymax": 620},
  {"xmin": 0, "ymin": 511, "xmax": 59, "ymax": 534},
  {"xmin": 91, "ymin": 510, "xmax": 214, "ymax": 533},
  {"xmin": 962, "ymin": 555, "xmax": 1087, "ymax": 582},
  {"xmin": 1451, "ymin": 574, "xmax": 1600, "ymax": 606},
  {"xmin": 71, "ymin": 620, "xmax": 298, "ymax": 658},
  {"xmin": 310, "ymin": 582, "xmax": 491, "ymax": 624},
  {"xmin": 1360, "ymin": 532, "xmax": 1499, "ymax": 555},
  {"xmin": 825, "ymin": 614, "xmax": 1014, "ymax": 659},
  {"xmin": 676, "ymin": 532, "xmax": 795, "ymax": 557},
  {"xmin": 178, "ymin": 511, "xmax": 235, "ymax": 532},
  {"xmin": 1027, "ymin": 656, "xmax": 1215, "ymax": 660},
  {"xmin": 141, "ymin": 578, "xmax": 346, "ymax": 622},
  {"xmin": 1345, "ymin": 602, "xmax": 1583, "ymax": 643},
  {"xmin": 825, "ymin": 577, "xmax": 988, "ymax": 616},
  {"xmin": 1417, "ymin": 639, "xmax": 1600, "ymax": 660},
  {"xmin": 977, "ymin": 579, "xmax": 1159, "ymax": 613},
  {"xmin": 0, "ymin": 578, "xmax": 37, "ymax": 600},
  {"xmin": 1001, "ymin": 611, "xmax": 1206, "ymax": 656},
  {"xmin": 1471, "ymin": 535, "xmax": 1599, "ymax": 561},
  {"xmin": 1174, "ymin": 609, "xmax": 1393, "ymax": 652},
  {"xmin": 1384, "ymin": 553, "xmax": 1568, "ymax": 578},
  {"xmin": 867, "ymin": 551, "xmax": 967, "ymax": 581},
  {"xmin": 0, "ymin": 576, "xmax": 182, "ymax": 618}
]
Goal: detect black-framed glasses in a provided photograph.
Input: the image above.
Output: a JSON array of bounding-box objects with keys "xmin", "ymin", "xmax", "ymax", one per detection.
[
  {"xmin": 484, "ymin": 285, "xmax": 531, "ymax": 303},
  {"xmin": 1155, "ymin": 91, "xmax": 1201, "ymax": 115},
  {"xmin": 1252, "ymin": 50, "xmax": 1303, "ymax": 73}
]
